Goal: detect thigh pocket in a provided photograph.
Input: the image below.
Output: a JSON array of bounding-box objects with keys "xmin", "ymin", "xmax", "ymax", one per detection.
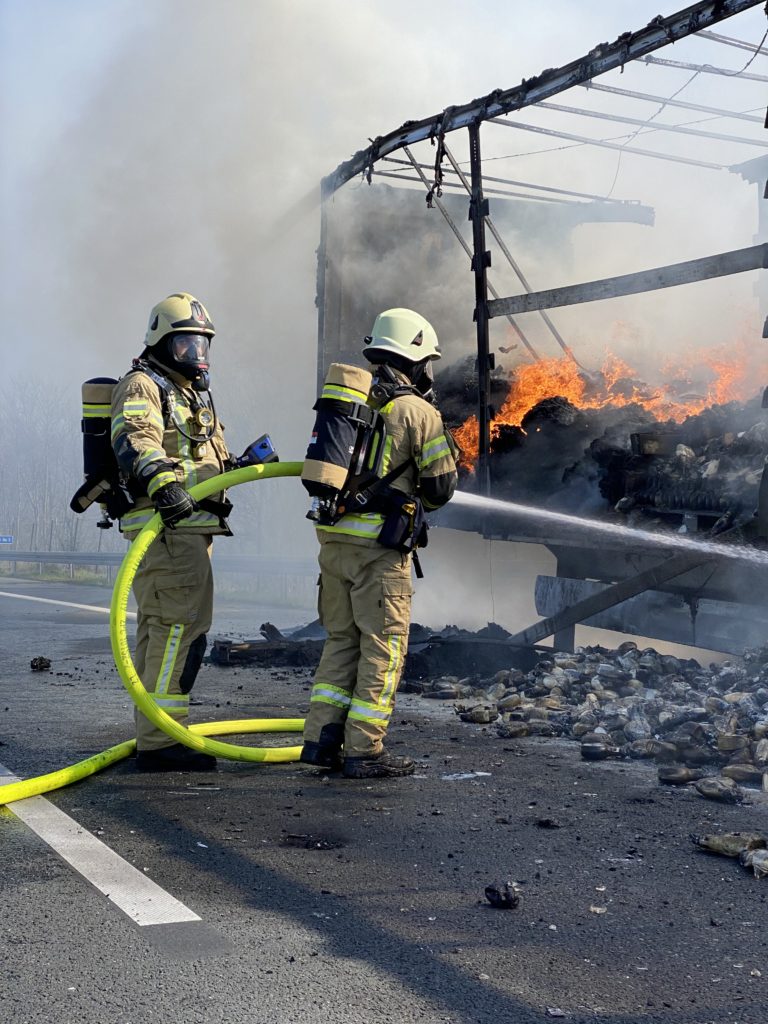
[
  {"xmin": 382, "ymin": 577, "xmax": 412, "ymax": 636},
  {"xmin": 316, "ymin": 574, "xmax": 324, "ymax": 627},
  {"xmin": 153, "ymin": 571, "xmax": 199, "ymax": 627}
]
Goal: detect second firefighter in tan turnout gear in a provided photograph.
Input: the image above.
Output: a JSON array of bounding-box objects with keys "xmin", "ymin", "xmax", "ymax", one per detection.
[
  {"xmin": 111, "ymin": 292, "xmax": 231, "ymax": 772},
  {"xmin": 301, "ymin": 308, "xmax": 458, "ymax": 779}
]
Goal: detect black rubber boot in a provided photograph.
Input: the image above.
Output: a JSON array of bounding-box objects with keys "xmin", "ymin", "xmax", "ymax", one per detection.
[
  {"xmin": 299, "ymin": 741, "xmax": 343, "ymax": 772},
  {"xmin": 136, "ymin": 743, "xmax": 217, "ymax": 772},
  {"xmin": 343, "ymin": 749, "xmax": 415, "ymax": 779},
  {"xmin": 300, "ymin": 724, "xmax": 344, "ymax": 772},
  {"xmin": 300, "ymin": 723, "xmax": 344, "ymax": 772}
]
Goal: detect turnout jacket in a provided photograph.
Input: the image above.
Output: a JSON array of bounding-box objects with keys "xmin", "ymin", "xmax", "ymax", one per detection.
[
  {"xmin": 111, "ymin": 364, "xmax": 231, "ymax": 537},
  {"xmin": 317, "ymin": 382, "xmax": 458, "ymax": 546}
]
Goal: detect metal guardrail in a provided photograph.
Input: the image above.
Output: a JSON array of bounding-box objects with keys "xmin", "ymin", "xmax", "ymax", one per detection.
[{"xmin": 0, "ymin": 551, "xmax": 316, "ymax": 578}]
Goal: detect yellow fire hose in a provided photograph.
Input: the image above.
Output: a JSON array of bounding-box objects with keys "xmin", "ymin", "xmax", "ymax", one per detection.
[{"xmin": 1, "ymin": 462, "xmax": 306, "ymax": 805}]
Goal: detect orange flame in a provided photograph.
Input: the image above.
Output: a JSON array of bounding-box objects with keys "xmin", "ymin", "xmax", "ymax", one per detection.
[{"xmin": 455, "ymin": 339, "xmax": 758, "ymax": 472}]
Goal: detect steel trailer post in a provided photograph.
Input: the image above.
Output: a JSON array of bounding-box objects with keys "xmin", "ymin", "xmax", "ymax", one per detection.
[
  {"xmin": 468, "ymin": 122, "xmax": 492, "ymax": 496},
  {"xmin": 316, "ymin": 179, "xmax": 331, "ymax": 393}
]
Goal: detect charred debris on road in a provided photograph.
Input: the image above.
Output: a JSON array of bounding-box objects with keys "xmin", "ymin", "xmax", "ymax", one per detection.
[{"xmin": 212, "ymin": 620, "xmax": 768, "ymax": 811}]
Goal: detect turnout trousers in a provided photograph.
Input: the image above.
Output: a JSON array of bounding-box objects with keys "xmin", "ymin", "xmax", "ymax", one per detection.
[
  {"xmin": 131, "ymin": 531, "xmax": 213, "ymax": 751},
  {"xmin": 303, "ymin": 538, "xmax": 413, "ymax": 757}
]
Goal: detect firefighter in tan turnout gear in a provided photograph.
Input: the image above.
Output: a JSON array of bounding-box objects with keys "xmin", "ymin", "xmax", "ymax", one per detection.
[
  {"xmin": 111, "ymin": 293, "xmax": 231, "ymax": 771},
  {"xmin": 300, "ymin": 309, "xmax": 458, "ymax": 779}
]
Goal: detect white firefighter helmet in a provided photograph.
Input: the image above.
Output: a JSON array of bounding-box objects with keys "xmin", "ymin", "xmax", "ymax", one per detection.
[
  {"xmin": 363, "ymin": 308, "xmax": 440, "ymax": 364},
  {"xmin": 145, "ymin": 292, "xmax": 215, "ymax": 348}
]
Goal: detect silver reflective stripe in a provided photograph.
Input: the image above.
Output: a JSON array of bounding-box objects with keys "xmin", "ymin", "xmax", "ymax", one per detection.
[
  {"xmin": 348, "ymin": 702, "xmax": 391, "ymax": 722},
  {"xmin": 152, "ymin": 695, "xmax": 188, "ymax": 709},
  {"xmin": 173, "ymin": 407, "xmax": 198, "ymax": 490},
  {"xmin": 420, "ymin": 437, "xmax": 451, "ymax": 469},
  {"xmin": 156, "ymin": 624, "xmax": 184, "ymax": 695},
  {"xmin": 311, "ymin": 686, "xmax": 352, "ymax": 706},
  {"xmin": 380, "ymin": 635, "xmax": 403, "ymax": 707},
  {"xmin": 136, "ymin": 448, "xmax": 166, "ymax": 474}
]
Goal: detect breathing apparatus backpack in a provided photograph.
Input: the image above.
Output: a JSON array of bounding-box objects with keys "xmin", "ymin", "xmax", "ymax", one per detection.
[
  {"xmin": 69, "ymin": 378, "xmax": 134, "ymax": 528},
  {"xmin": 301, "ymin": 363, "xmax": 427, "ymax": 565},
  {"xmin": 70, "ymin": 366, "xmax": 272, "ymax": 530}
]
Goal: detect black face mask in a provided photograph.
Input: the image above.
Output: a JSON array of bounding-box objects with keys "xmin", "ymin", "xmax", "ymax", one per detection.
[
  {"xmin": 154, "ymin": 333, "xmax": 211, "ymax": 390},
  {"xmin": 410, "ymin": 359, "xmax": 435, "ymax": 400}
]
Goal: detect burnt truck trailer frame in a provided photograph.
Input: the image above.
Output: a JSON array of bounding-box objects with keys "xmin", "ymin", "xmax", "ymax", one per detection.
[{"xmin": 315, "ymin": 1, "xmax": 768, "ymax": 655}]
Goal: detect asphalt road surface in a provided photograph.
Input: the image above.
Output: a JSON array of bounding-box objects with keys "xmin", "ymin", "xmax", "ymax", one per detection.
[{"xmin": 1, "ymin": 578, "xmax": 767, "ymax": 1024}]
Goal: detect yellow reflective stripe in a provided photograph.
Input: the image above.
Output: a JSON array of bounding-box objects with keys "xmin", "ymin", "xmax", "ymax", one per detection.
[
  {"xmin": 149, "ymin": 694, "xmax": 189, "ymax": 709},
  {"xmin": 175, "ymin": 408, "xmax": 197, "ymax": 490},
  {"xmin": 365, "ymin": 429, "xmax": 382, "ymax": 472},
  {"xmin": 124, "ymin": 401, "xmax": 149, "ymax": 418},
  {"xmin": 121, "ymin": 508, "xmax": 221, "ymax": 532},
  {"xmin": 136, "ymin": 448, "xmax": 166, "ymax": 473},
  {"xmin": 316, "ymin": 513, "xmax": 384, "ymax": 539},
  {"xmin": 348, "ymin": 699, "xmax": 392, "ymax": 724},
  {"xmin": 380, "ymin": 635, "xmax": 403, "ymax": 707},
  {"xmin": 420, "ymin": 439, "xmax": 451, "ymax": 470},
  {"xmin": 379, "ymin": 400, "xmax": 395, "ymax": 415},
  {"xmin": 380, "ymin": 435, "xmax": 394, "ymax": 476},
  {"xmin": 120, "ymin": 509, "xmax": 155, "ymax": 530},
  {"xmin": 310, "ymin": 683, "xmax": 352, "ymax": 709},
  {"xmin": 82, "ymin": 403, "xmax": 110, "ymax": 417},
  {"xmin": 147, "ymin": 471, "xmax": 176, "ymax": 498},
  {"xmin": 155, "ymin": 624, "xmax": 184, "ymax": 695},
  {"xmin": 321, "ymin": 384, "xmax": 368, "ymax": 403}
]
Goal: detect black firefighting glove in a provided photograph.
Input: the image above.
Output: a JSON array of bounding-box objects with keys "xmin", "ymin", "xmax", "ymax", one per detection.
[{"xmin": 153, "ymin": 482, "xmax": 198, "ymax": 529}]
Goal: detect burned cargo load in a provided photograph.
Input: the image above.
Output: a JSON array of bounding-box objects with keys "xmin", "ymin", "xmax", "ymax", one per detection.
[{"xmin": 437, "ymin": 346, "xmax": 766, "ymax": 531}]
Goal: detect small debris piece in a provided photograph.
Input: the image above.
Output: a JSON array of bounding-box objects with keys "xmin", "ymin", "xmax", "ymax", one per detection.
[
  {"xmin": 30, "ymin": 656, "xmax": 51, "ymax": 672},
  {"xmin": 739, "ymin": 848, "xmax": 768, "ymax": 879},
  {"xmin": 589, "ymin": 905, "xmax": 608, "ymax": 914},
  {"xmin": 580, "ymin": 732, "xmax": 619, "ymax": 761},
  {"xmin": 694, "ymin": 777, "xmax": 744, "ymax": 804},
  {"xmin": 457, "ymin": 704, "xmax": 498, "ymax": 724},
  {"xmin": 441, "ymin": 771, "xmax": 492, "ymax": 781},
  {"xmin": 657, "ymin": 766, "xmax": 706, "ymax": 785},
  {"xmin": 546, "ymin": 1010, "xmax": 567, "ymax": 1018},
  {"xmin": 484, "ymin": 881, "xmax": 520, "ymax": 909},
  {"xmin": 280, "ymin": 833, "xmax": 343, "ymax": 851},
  {"xmin": 690, "ymin": 832, "xmax": 767, "ymax": 859},
  {"xmin": 260, "ymin": 622, "xmax": 284, "ymax": 642}
]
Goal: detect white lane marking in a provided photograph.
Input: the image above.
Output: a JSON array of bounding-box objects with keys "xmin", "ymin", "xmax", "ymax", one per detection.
[
  {"xmin": 0, "ymin": 590, "xmax": 136, "ymax": 619},
  {"xmin": 0, "ymin": 765, "xmax": 200, "ymax": 926}
]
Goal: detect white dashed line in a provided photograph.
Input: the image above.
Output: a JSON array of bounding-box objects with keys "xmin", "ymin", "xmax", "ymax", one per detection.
[
  {"xmin": 0, "ymin": 765, "xmax": 200, "ymax": 926},
  {"xmin": 0, "ymin": 590, "xmax": 136, "ymax": 618}
]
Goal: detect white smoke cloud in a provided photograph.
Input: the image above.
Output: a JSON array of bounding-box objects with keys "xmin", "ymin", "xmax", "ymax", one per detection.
[{"xmin": 1, "ymin": 0, "xmax": 766, "ymax": 579}]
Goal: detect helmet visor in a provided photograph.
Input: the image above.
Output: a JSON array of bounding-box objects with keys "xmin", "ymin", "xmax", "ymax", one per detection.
[{"xmin": 170, "ymin": 333, "xmax": 210, "ymax": 367}]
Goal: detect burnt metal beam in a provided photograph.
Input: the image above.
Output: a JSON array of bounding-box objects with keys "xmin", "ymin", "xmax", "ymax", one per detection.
[
  {"xmin": 468, "ymin": 124, "xmax": 492, "ymax": 496},
  {"xmin": 508, "ymin": 551, "xmax": 712, "ymax": 646},
  {"xmin": 373, "ymin": 169, "xmax": 581, "ymax": 205},
  {"xmin": 323, "ymin": 1, "xmax": 763, "ymax": 196},
  {"xmin": 638, "ymin": 52, "xmax": 768, "ymax": 80},
  {"xmin": 489, "ymin": 117, "xmax": 729, "ymax": 170},
  {"xmin": 580, "ymin": 81, "xmax": 764, "ymax": 123},
  {"xmin": 381, "ymin": 156, "xmax": 645, "ymax": 205},
  {"xmin": 488, "ymin": 242, "xmax": 768, "ymax": 317},
  {"xmin": 401, "ymin": 147, "xmax": 541, "ymax": 361},
  {"xmin": 535, "ymin": 574, "xmax": 766, "ymax": 655},
  {"xmin": 698, "ymin": 27, "xmax": 768, "ymax": 53},
  {"xmin": 533, "ymin": 101, "xmax": 768, "ymax": 147},
  {"xmin": 442, "ymin": 142, "xmax": 581, "ymax": 367}
]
